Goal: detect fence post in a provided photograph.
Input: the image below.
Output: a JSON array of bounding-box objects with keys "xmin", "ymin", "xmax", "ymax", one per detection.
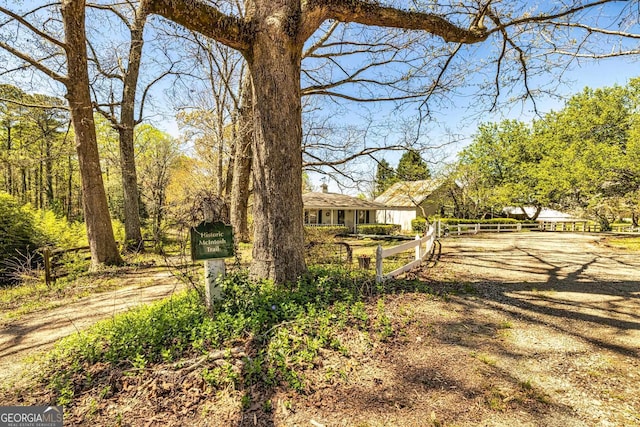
[
  {"xmin": 414, "ymin": 234, "xmax": 421, "ymax": 260},
  {"xmin": 475, "ymin": 224, "xmax": 479, "ymax": 234},
  {"xmin": 43, "ymin": 248, "xmax": 52, "ymax": 287},
  {"xmin": 375, "ymin": 244, "xmax": 383, "ymax": 283}
]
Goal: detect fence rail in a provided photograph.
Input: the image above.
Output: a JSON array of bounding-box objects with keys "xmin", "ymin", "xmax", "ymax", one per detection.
[
  {"xmin": 375, "ymin": 225, "xmax": 436, "ymax": 282},
  {"xmin": 40, "ymin": 246, "xmax": 91, "ymax": 286},
  {"xmin": 440, "ymin": 222, "xmax": 540, "ymax": 237},
  {"xmin": 374, "ymin": 219, "xmax": 639, "ymax": 283},
  {"xmin": 440, "ymin": 221, "xmax": 640, "ymax": 236}
]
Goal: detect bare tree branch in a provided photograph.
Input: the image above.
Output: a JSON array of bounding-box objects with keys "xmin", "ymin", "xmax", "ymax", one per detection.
[
  {"xmin": 301, "ymin": 0, "xmax": 489, "ymax": 45},
  {"xmin": 0, "ymin": 41, "xmax": 67, "ymax": 84},
  {"xmin": 0, "ymin": 96, "xmax": 69, "ymax": 110},
  {"xmin": 0, "ymin": 5, "xmax": 66, "ymax": 49},
  {"xmin": 146, "ymin": 0, "xmax": 251, "ymax": 52}
]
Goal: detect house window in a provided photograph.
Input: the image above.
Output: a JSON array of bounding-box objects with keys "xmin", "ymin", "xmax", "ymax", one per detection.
[
  {"xmin": 305, "ymin": 209, "xmax": 319, "ymax": 225},
  {"xmin": 337, "ymin": 210, "xmax": 345, "ymax": 225},
  {"xmin": 357, "ymin": 210, "xmax": 370, "ymax": 224}
]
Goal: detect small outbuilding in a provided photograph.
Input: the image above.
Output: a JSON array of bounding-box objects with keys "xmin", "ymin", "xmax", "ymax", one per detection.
[
  {"xmin": 503, "ymin": 206, "xmax": 579, "ymax": 222},
  {"xmin": 374, "ymin": 179, "xmax": 449, "ymax": 232}
]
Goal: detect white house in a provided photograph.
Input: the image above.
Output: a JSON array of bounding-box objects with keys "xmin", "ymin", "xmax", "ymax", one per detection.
[
  {"xmin": 374, "ymin": 179, "xmax": 449, "ymax": 231},
  {"xmin": 303, "ymin": 184, "xmax": 385, "ymax": 233}
]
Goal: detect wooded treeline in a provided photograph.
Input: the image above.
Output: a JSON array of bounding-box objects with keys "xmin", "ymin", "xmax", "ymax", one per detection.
[
  {"xmin": 446, "ymin": 80, "xmax": 640, "ymax": 229},
  {"xmin": 0, "ymin": 85, "xmax": 78, "ymax": 218}
]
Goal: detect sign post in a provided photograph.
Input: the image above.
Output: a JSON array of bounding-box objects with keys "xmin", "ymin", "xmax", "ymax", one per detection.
[{"xmin": 190, "ymin": 221, "xmax": 234, "ymax": 307}]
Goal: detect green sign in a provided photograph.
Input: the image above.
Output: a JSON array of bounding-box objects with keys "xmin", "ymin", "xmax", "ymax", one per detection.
[{"xmin": 190, "ymin": 221, "xmax": 234, "ymax": 261}]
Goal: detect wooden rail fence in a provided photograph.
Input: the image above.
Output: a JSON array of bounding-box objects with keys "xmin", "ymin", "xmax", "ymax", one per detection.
[
  {"xmin": 40, "ymin": 246, "xmax": 91, "ymax": 286},
  {"xmin": 375, "ymin": 224, "xmax": 437, "ymax": 283}
]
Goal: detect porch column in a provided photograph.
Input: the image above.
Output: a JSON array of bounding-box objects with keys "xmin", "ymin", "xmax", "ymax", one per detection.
[{"xmin": 354, "ymin": 209, "xmax": 358, "ymax": 234}]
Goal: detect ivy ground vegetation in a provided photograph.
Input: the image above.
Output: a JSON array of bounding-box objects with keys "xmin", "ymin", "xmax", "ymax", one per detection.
[{"xmin": 3, "ymin": 266, "xmax": 431, "ymax": 423}]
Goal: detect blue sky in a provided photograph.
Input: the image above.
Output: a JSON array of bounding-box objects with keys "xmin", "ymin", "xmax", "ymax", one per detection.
[
  {"xmin": 311, "ymin": 52, "xmax": 639, "ymax": 195},
  {"xmin": 299, "ymin": 1, "xmax": 640, "ymax": 194}
]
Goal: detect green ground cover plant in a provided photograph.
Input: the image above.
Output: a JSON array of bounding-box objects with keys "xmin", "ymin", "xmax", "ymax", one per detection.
[{"xmin": 38, "ymin": 266, "xmax": 418, "ymax": 406}]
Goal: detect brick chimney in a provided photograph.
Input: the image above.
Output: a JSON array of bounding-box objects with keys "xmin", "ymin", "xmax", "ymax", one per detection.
[{"xmin": 321, "ymin": 183, "xmax": 328, "ymax": 193}]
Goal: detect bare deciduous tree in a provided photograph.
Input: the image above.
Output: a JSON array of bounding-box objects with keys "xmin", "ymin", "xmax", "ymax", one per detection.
[{"xmin": 145, "ymin": 0, "xmax": 639, "ymax": 282}]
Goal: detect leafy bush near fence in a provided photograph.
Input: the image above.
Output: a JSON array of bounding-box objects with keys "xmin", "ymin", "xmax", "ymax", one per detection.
[
  {"xmin": 0, "ymin": 193, "xmax": 41, "ymax": 277},
  {"xmin": 411, "ymin": 217, "xmax": 428, "ymax": 233},
  {"xmin": 0, "ymin": 192, "xmax": 91, "ymax": 285},
  {"xmin": 304, "ymin": 226, "xmax": 350, "ymax": 241},
  {"xmin": 356, "ymin": 224, "xmax": 401, "ymax": 235}
]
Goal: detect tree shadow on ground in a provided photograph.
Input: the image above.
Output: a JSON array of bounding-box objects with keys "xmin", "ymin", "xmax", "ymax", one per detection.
[{"xmin": 232, "ymin": 234, "xmax": 640, "ymax": 425}]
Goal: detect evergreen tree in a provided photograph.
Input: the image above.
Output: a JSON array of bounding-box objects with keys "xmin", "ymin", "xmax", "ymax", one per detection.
[
  {"xmin": 396, "ymin": 150, "xmax": 431, "ymax": 181},
  {"xmin": 375, "ymin": 159, "xmax": 397, "ymax": 196}
]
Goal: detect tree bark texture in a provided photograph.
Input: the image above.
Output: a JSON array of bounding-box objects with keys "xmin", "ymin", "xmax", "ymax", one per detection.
[
  {"xmin": 61, "ymin": 0, "xmax": 122, "ymax": 266},
  {"xmin": 247, "ymin": 1, "xmax": 306, "ymax": 282},
  {"xmin": 230, "ymin": 72, "xmax": 253, "ymax": 243}
]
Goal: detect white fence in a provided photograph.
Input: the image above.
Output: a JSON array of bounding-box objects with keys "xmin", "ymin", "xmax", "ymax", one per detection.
[
  {"xmin": 375, "ymin": 224, "xmax": 436, "ymax": 282},
  {"xmin": 439, "ymin": 222, "xmax": 540, "ymax": 237},
  {"xmin": 441, "ymin": 221, "xmax": 640, "ymax": 236},
  {"xmin": 374, "ymin": 220, "xmax": 640, "ymax": 282}
]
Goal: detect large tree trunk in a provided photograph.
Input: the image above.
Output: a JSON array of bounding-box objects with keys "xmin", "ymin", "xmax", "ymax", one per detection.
[
  {"xmin": 118, "ymin": 125, "xmax": 144, "ymax": 251},
  {"xmin": 61, "ymin": 0, "xmax": 122, "ymax": 267},
  {"xmin": 230, "ymin": 72, "xmax": 253, "ymax": 243},
  {"xmin": 118, "ymin": 9, "xmax": 146, "ymax": 252},
  {"xmin": 247, "ymin": 2, "xmax": 306, "ymax": 282}
]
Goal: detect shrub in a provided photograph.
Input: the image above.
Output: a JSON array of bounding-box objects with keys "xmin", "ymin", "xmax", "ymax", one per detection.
[
  {"xmin": 1, "ymin": 193, "xmax": 94, "ymax": 285},
  {"xmin": 411, "ymin": 217, "xmax": 427, "ymax": 233},
  {"xmin": 356, "ymin": 224, "xmax": 400, "ymax": 235},
  {"xmin": 27, "ymin": 207, "xmax": 88, "ymax": 249},
  {"xmin": 0, "ymin": 193, "xmax": 42, "ymax": 283},
  {"xmin": 0, "ymin": 192, "xmax": 40, "ymax": 259},
  {"xmin": 304, "ymin": 226, "xmax": 350, "ymax": 242}
]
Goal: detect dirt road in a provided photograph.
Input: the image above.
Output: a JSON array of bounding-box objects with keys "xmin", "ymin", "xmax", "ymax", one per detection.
[{"xmin": 0, "ymin": 269, "xmax": 185, "ymax": 386}]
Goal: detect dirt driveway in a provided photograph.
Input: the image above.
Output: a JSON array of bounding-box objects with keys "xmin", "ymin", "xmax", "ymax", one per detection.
[
  {"xmin": 418, "ymin": 232, "xmax": 640, "ymax": 426},
  {"xmin": 0, "ymin": 269, "xmax": 186, "ymax": 387},
  {"xmin": 274, "ymin": 232, "xmax": 640, "ymax": 427}
]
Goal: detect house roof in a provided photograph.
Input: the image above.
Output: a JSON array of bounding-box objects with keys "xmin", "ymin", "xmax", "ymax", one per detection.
[
  {"xmin": 374, "ymin": 179, "xmax": 445, "ymax": 208},
  {"xmin": 303, "ymin": 192, "xmax": 385, "ymax": 210}
]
